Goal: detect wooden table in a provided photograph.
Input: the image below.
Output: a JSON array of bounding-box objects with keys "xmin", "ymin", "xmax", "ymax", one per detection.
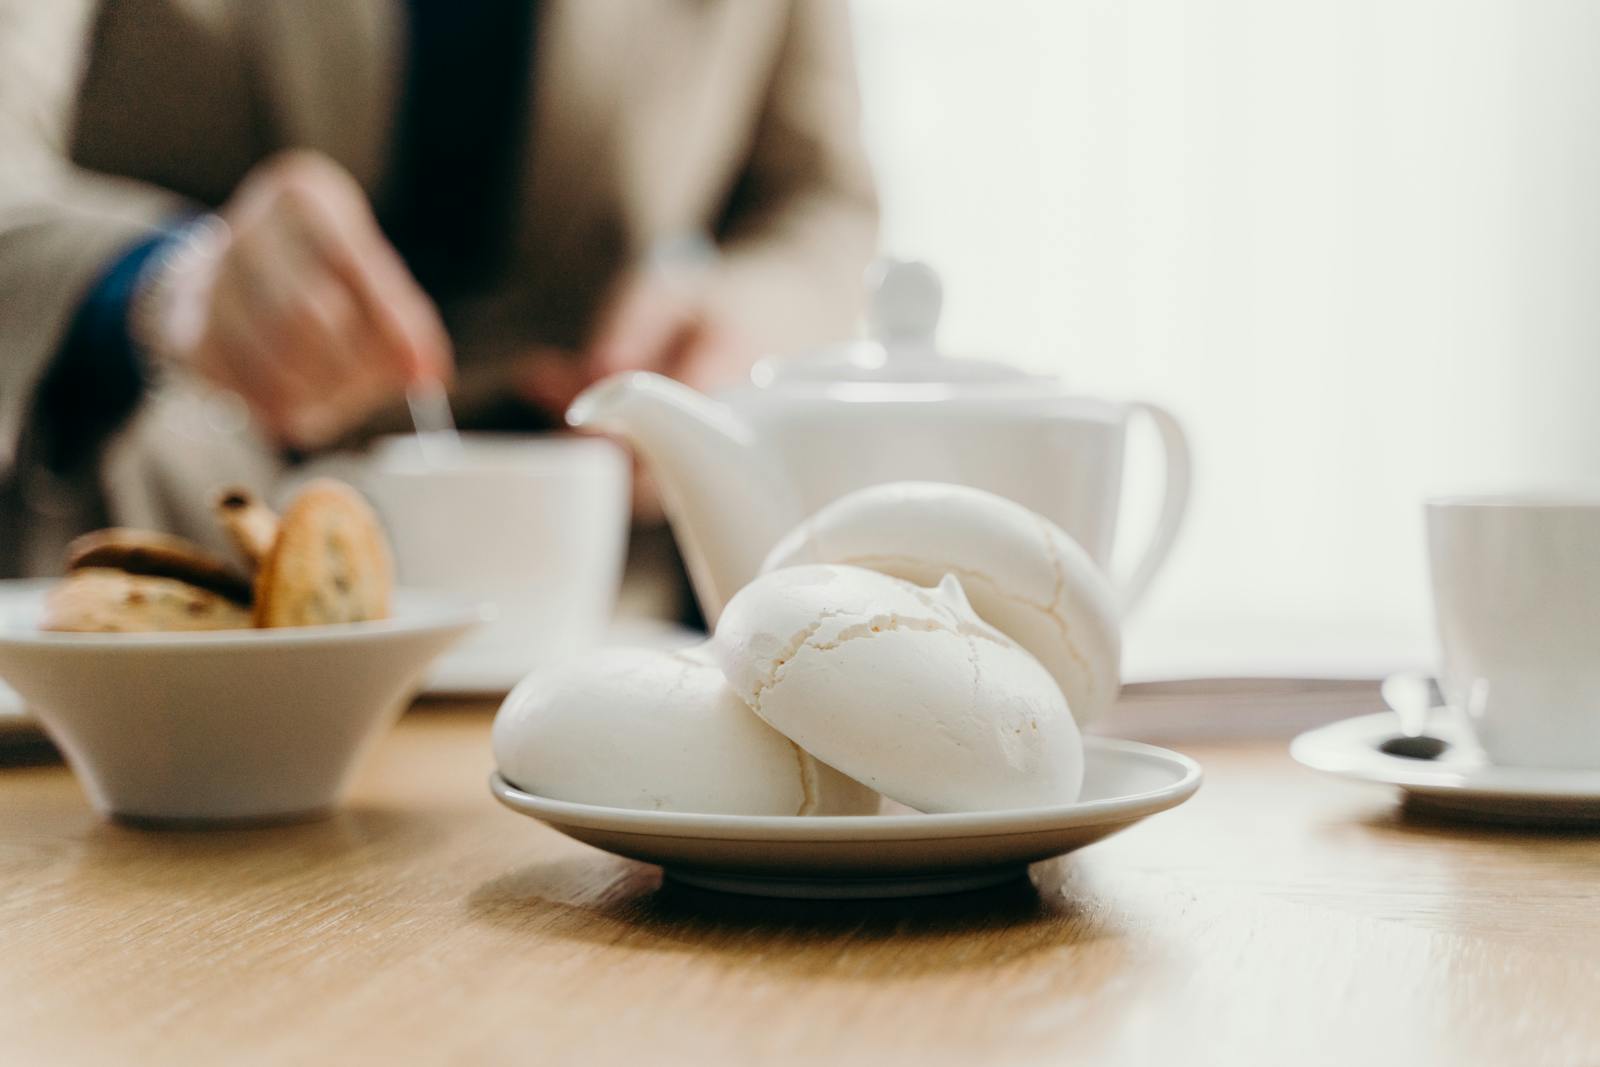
[{"xmin": 3, "ymin": 701, "xmax": 1598, "ymax": 1066}]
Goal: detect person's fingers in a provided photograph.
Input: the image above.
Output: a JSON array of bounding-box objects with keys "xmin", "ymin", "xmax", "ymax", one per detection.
[
  {"xmin": 202, "ymin": 149, "xmax": 450, "ymax": 446},
  {"xmin": 203, "ymin": 285, "xmax": 305, "ymax": 437},
  {"xmin": 586, "ymin": 275, "xmax": 685, "ymax": 379},
  {"xmin": 210, "ymin": 262, "xmax": 378, "ymax": 449},
  {"xmin": 294, "ymin": 274, "xmax": 371, "ymax": 390},
  {"xmin": 275, "ymin": 174, "xmax": 453, "ymax": 385},
  {"xmin": 365, "ymin": 236, "xmax": 455, "ymax": 384},
  {"xmin": 661, "ymin": 314, "xmax": 753, "ymax": 395},
  {"xmin": 227, "ymin": 226, "xmax": 354, "ymax": 394},
  {"xmin": 213, "ymin": 262, "xmax": 400, "ymax": 449},
  {"xmin": 325, "ymin": 213, "xmax": 454, "ymax": 384}
]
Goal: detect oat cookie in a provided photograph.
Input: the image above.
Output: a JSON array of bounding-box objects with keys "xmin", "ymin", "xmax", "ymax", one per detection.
[
  {"xmin": 41, "ymin": 568, "xmax": 253, "ymax": 632},
  {"xmin": 253, "ymin": 479, "xmax": 393, "ymax": 627},
  {"xmin": 64, "ymin": 528, "xmax": 253, "ymax": 605}
]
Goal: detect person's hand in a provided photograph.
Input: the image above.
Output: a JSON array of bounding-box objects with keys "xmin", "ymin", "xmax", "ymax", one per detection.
[
  {"xmin": 587, "ymin": 267, "xmax": 754, "ymax": 393},
  {"xmin": 148, "ymin": 150, "xmax": 453, "ymax": 448},
  {"xmin": 513, "ymin": 267, "xmax": 753, "ymax": 418}
]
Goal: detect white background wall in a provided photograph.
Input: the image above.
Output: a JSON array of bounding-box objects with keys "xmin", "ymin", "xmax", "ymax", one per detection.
[{"xmin": 852, "ymin": 0, "xmax": 1600, "ymax": 676}]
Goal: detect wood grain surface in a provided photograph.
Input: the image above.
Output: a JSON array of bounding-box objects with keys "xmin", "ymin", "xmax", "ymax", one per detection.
[{"xmin": 2, "ymin": 701, "xmax": 1598, "ymax": 1066}]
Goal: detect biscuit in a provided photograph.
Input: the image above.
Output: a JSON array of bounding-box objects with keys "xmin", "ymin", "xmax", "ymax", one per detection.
[
  {"xmin": 41, "ymin": 568, "xmax": 253, "ymax": 632},
  {"xmin": 214, "ymin": 486, "xmax": 280, "ymax": 569},
  {"xmin": 253, "ymin": 479, "xmax": 393, "ymax": 628},
  {"xmin": 64, "ymin": 528, "xmax": 253, "ymax": 606}
]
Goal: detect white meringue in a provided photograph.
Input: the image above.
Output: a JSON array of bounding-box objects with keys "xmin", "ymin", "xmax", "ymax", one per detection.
[
  {"xmin": 711, "ymin": 564, "xmax": 1084, "ymax": 813},
  {"xmin": 492, "ymin": 646, "xmax": 877, "ymax": 816},
  {"xmin": 762, "ymin": 481, "xmax": 1121, "ymax": 726}
]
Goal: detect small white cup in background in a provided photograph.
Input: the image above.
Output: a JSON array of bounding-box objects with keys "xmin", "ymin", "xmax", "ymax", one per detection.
[
  {"xmin": 1428, "ymin": 493, "xmax": 1600, "ymax": 769},
  {"xmin": 365, "ymin": 434, "xmax": 631, "ymax": 688}
]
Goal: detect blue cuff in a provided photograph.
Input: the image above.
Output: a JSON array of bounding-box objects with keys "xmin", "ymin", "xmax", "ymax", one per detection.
[{"xmin": 36, "ymin": 228, "xmax": 183, "ymax": 471}]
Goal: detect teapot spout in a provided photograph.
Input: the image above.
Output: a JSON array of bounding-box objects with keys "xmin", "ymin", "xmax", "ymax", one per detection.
[{"xmin": 567, "ymin": 372, "xmax": 799, "ymax": 624}]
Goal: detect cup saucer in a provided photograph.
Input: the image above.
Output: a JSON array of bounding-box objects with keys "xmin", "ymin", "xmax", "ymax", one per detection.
[
  {"xmin": 490, "ymin": 737, "xmax": 1202, "ymax": 898},
  {"xmin": 1291, "ymin": 712, "xmax": 1600, "ymax": 824},
  {"xmin": 422, "ymin": 619, "xmax": 703, "ymax": 697}
]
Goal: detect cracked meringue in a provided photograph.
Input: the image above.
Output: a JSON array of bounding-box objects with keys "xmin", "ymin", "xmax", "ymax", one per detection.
[
  {"xmin": 761, "ymin": 482, "xmax": 1121, "ymax": 727},
  {"xmin": 491, "ymin": 646, "xmax": 878, "ymax": 815},
  {"xmin": 711, "ymin": 564, "xmax": 1084, "ymax": 813}
]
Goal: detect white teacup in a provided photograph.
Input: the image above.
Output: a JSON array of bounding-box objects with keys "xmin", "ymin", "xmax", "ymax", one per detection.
[
  {"xmin": 1428, "ymin": 494, "xmax": 1600, "ymax": 769},
  {"xmin": 364, "ymin": 435, "xmax": 631, "ymax": 685}
]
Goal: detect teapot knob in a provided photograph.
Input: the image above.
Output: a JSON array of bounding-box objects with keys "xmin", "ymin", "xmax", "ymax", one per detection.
[{"xmin": 867, "ymin": 259, "xmax": 942, "ymax": 346}]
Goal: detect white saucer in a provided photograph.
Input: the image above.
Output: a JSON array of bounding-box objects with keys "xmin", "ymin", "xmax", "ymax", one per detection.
[
  {"xmin": 490, "ymin": 737, "xmax": 1202, "ymax": 898},
  {"xmin": 424, "ymin": 646, "xmax": 532, "ymax": 696},
  {"xmin": 1291, "ymin": 712, "xmax": 1600, "ymax": 823}
]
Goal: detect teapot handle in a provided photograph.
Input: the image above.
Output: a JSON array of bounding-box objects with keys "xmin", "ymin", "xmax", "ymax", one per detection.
[{"xmin": 1114, "ymin": 402, "xmax": 1192, "ymax": 615}]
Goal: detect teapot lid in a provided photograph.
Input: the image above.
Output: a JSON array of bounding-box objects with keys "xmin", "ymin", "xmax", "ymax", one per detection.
[{"xmin": 751, "ymin": 260, "xmax": 1044, "ymax": 388}]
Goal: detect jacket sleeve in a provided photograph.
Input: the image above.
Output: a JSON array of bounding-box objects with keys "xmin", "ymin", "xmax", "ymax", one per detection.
[
  {"xmin": 0, "ymin": 166, "xmax": 180, "ymax": 475},
  {"xmin": 708, "ymin": 0, "xmax": 880, "ymax": 354},
  {"xmin": 0, "ymin": 0, "xmax": 257, "ymax": 477}
]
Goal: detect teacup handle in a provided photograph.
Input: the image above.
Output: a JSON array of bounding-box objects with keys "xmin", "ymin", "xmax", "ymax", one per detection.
[{"xmin": 1114, "ymin": 402, "xmax": 1192, "ymax": 616}]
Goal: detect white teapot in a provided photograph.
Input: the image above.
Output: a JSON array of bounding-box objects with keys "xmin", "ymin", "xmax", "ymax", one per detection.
[{"xmin": 568, "ymin": 261, "xmax": 1190, "ymax": 623}]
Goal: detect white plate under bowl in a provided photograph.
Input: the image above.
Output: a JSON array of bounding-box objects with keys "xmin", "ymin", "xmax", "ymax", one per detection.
[
  {"xmin": 1291, "ymin": 712, "xmax": 1600, "ymax": 824},
  {"xmin": 490, "ymin": 737, "xmax": 1202, "ymax": 898},
  {"xmin": 425, "ymin": 645, "xmax": 534, "ymax": 696}
]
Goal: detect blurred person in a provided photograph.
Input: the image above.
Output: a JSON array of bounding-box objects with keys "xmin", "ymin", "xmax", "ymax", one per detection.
[{"xmin": 0, "ymin": 0, "xmax": 877, "ymax": 587}]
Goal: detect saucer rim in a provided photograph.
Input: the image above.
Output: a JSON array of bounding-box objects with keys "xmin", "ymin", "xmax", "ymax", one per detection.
[
  {"xmin": 490, "ymin": 736, "xmax": 1203, "ymax": 841},
  {"xmin": 1290, "ymin": 712, "xmax": 1600, "ymax": 798}
]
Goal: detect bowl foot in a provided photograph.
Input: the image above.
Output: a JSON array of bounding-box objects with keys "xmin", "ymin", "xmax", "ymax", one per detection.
[
  {"xmin": 109, "ymin": 805, "xmax": 335, "ymax": 830},
  {"xmin": 663, "ymin": 865, "xmax": 1028, "ymax": 899}
]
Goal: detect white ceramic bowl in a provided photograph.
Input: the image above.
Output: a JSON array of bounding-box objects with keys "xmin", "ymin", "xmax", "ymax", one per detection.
[{"xmin": 0, "ymin": 591, "xmax": 482, "ymax": 824}]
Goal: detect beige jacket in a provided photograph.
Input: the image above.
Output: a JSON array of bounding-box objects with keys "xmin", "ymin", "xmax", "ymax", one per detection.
[{"xmin": 0, "ymin": 0, "xmax": 876, "ymax": 574}]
